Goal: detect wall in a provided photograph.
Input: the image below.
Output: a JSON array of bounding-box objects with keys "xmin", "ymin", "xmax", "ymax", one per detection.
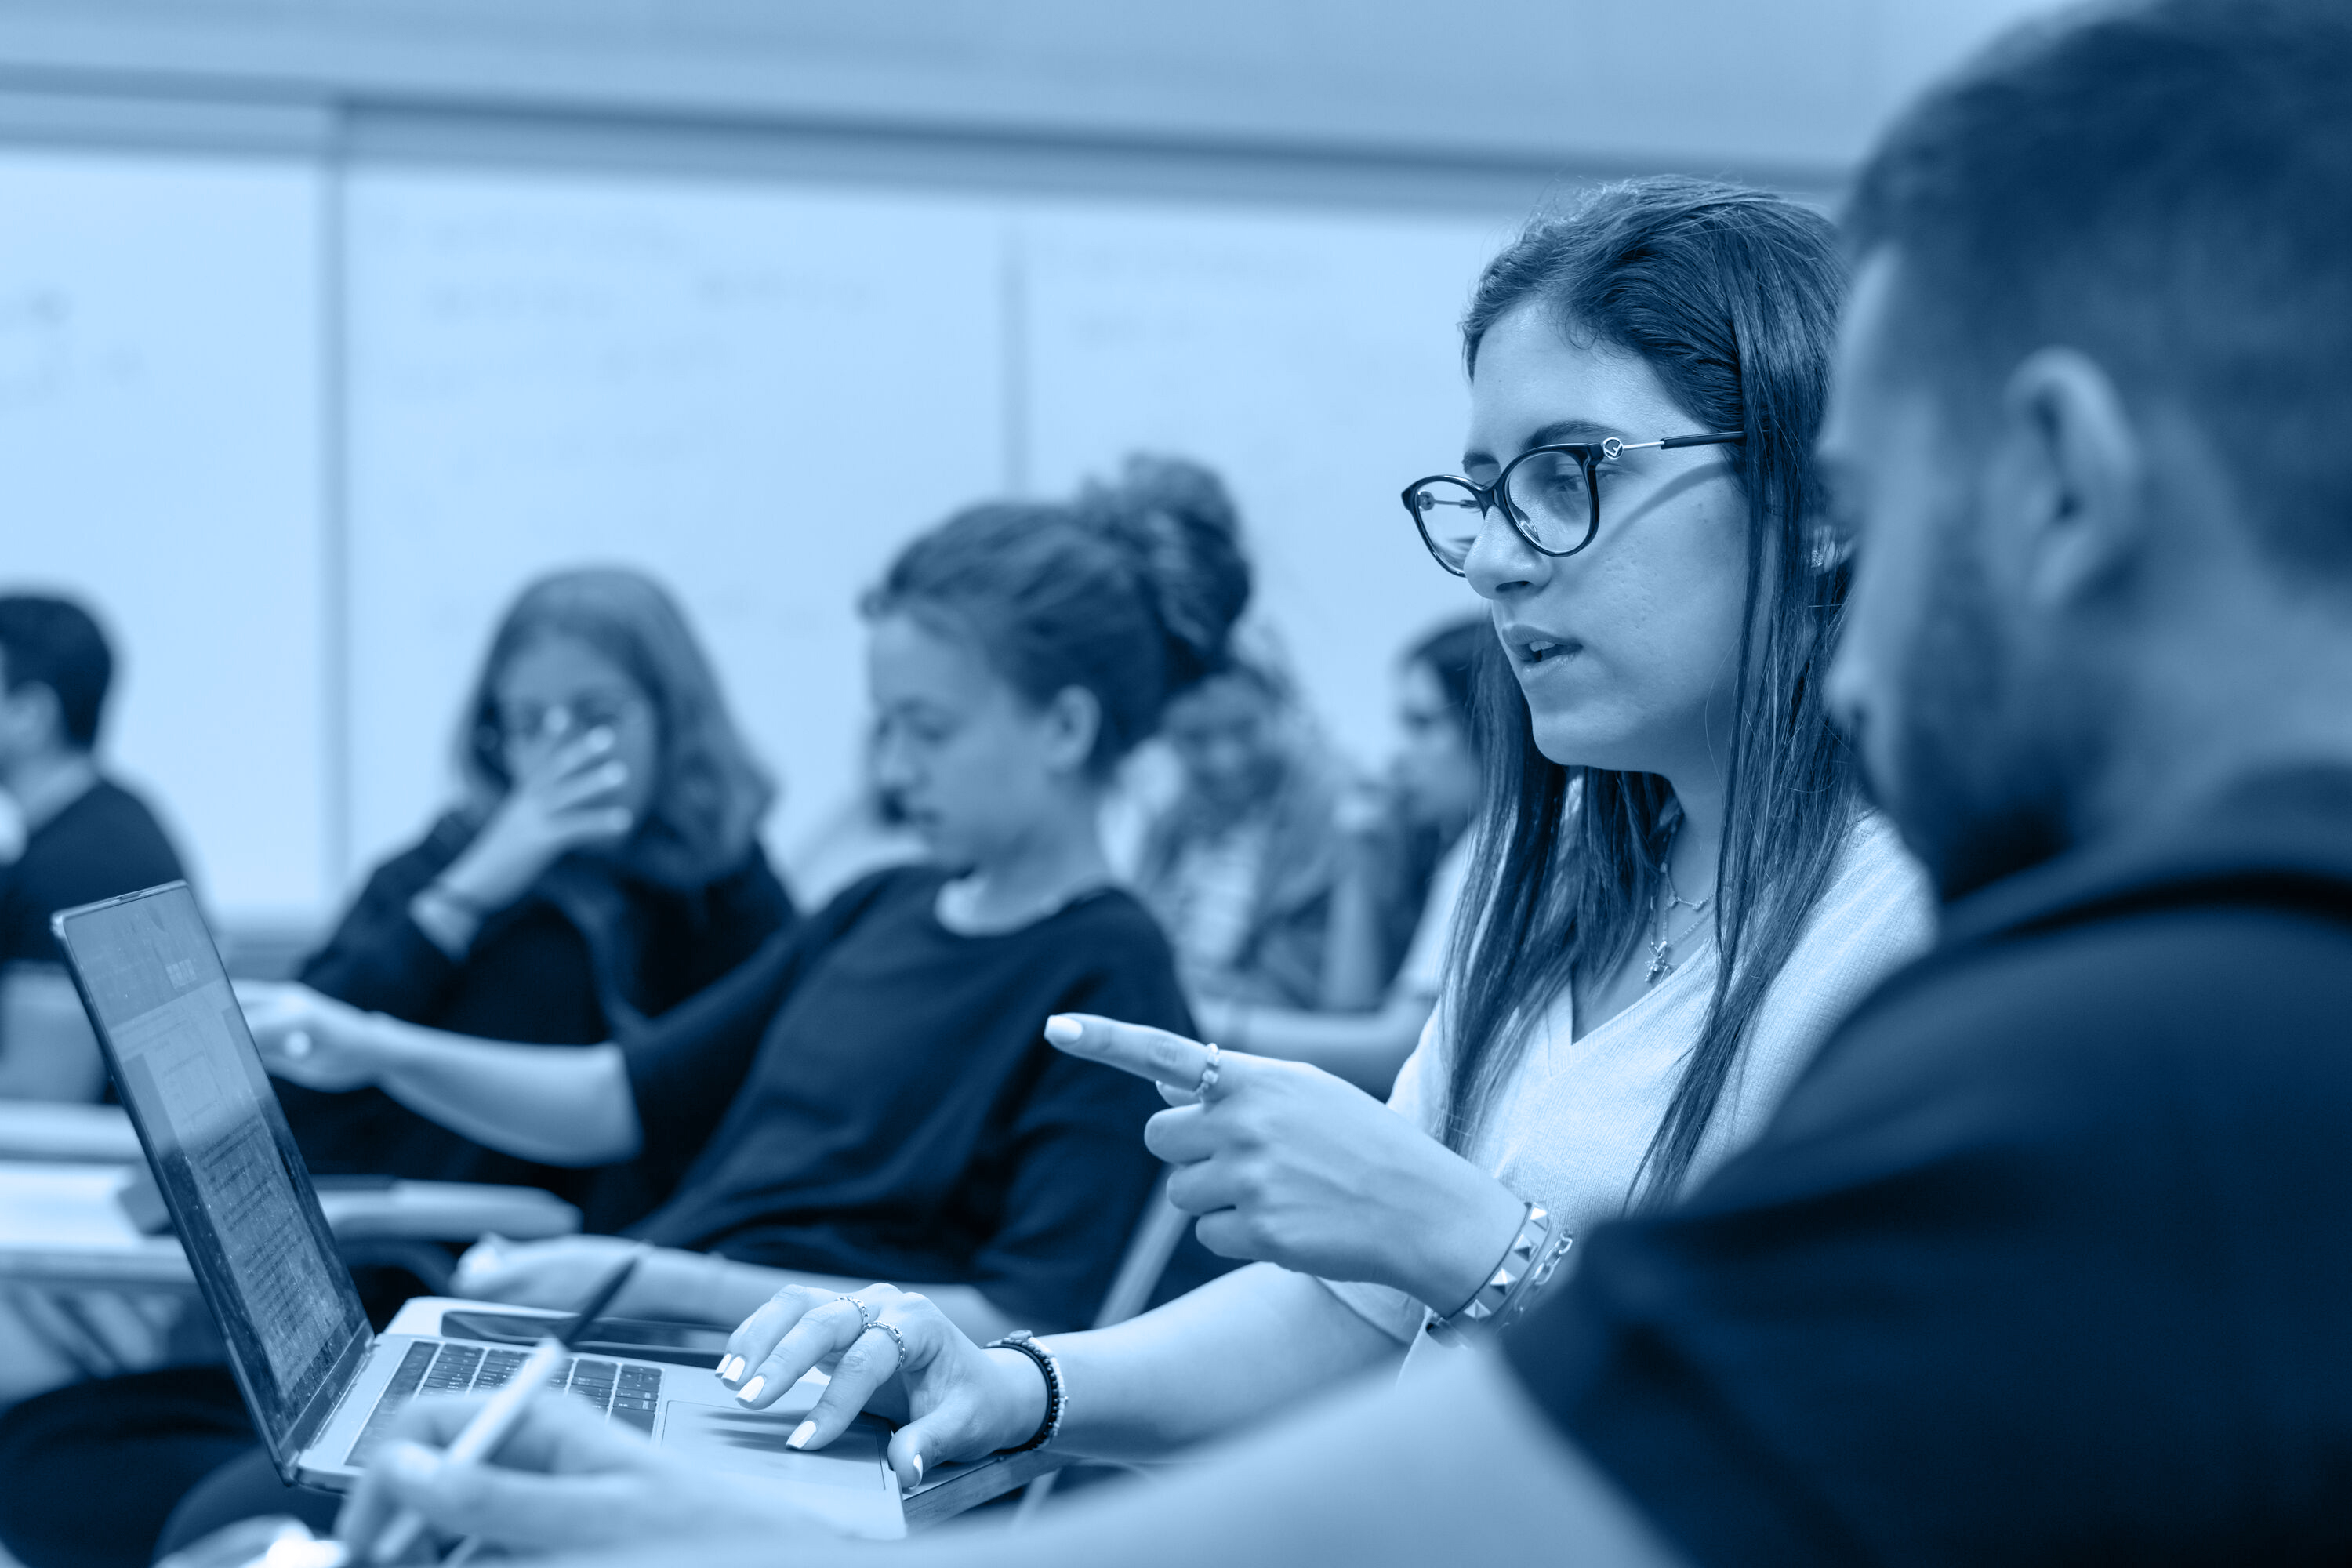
[{"xmin": 0, "ymin": 0, "xmax": 2068, "ymax": 927}]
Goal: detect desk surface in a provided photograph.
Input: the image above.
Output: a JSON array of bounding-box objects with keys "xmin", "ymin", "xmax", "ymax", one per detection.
[
  {"xmin": 0, "ymin": 1159, "xmax": 582, "ymax": 1293},
  {"xmin": 0, "ymin": 1160, "xmax": 192, "ymax": 1289},
  {"xmin": 0, "ymin": 1102, "xmax": 143, "ymax": 1164}
]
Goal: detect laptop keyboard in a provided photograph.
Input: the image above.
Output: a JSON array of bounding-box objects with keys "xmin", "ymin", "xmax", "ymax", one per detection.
[{"xmin": 347, "ymin": 1340, "xmax": 663, "ymax": 1466}]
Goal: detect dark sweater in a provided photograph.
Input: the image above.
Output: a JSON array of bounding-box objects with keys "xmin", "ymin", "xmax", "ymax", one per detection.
[
  {"xmin": 0, "ymin": 779, "xmax": 185, "ymax": 966},
  {"xmin": 1508, "ymin": 767, "xmax": 2352, "ymax": 1566},
  {"xmin": 279, "ymin": 814, "xmax": 793, "ymax": 1229},
  {"xmin": 622, "ymin": 865, "xmax": 1195, "ymax": 1330}
]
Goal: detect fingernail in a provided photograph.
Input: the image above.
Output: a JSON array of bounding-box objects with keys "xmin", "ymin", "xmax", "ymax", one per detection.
[
  {"xmin": 735, "ymin": 1374, "xmax": 765, "ymax": 1404},
  {"xmin": 1043, "ymin": 1015, "xmax": 1081, "ymax": 1044},
  {"xmin": 910, "ymin": 1454, "xmax": 924, "ymax": 1486},
  {"xmin": 715, "ymin": 1355, "xmax": 740, "ymax": 1383},
  {"xmin": 786, "ymin": 1419, "xmax": 817, "ymax": 1450},
  {"xmin": 285, "ymin": 1030, "xmax": 313, "ymax": 1059},
  {"xmin": 588, "ymin": 728, "xmax": 615, "ymax": 750}
]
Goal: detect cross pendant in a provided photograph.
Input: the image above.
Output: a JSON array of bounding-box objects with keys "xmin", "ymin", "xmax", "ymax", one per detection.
[{"xmin": 1646, "ymin": 942, "xmax": 1673, "ymax": 985}]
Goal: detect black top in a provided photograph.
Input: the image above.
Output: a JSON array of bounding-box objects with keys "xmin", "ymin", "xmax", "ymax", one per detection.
[
  {"xmin": 279, "ymin": 813, "xmax": 793, "ymax": 1229},
  {"xmin": 1506, "ymin": 768, "xmax": 2352, "ymax": 1566},
  {"xmin": 622, "ymin": 866, "xmax": 1192, "ymax": 1330},
  {"xmin": 0, "ymin": 778, "xmax": 185, "ymax": 965}
]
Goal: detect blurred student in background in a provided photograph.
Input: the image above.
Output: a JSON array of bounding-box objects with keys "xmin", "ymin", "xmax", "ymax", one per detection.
[
  {"xmin": 0, "ymin": 594, "xmax": 190, "ymax": 1410},
  {"xmin": 1135, "ymin": 652, "xmax": 1346, "ymax": 1013},
  {"xmin": 0, "ymin": 593, "xmax": 185, "ymax": 1100},
  {"xmin": 1196, "ymin": 615, "xmax": 1488, "ymax": 1094},
  {"xmin": 275, "ymin": 567, "xmax": 793, "ymax": 1233}
]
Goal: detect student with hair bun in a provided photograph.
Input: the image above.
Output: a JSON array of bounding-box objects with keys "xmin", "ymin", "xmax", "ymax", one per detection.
[{"xmin": 245, "ymin": 473, "xmax": 1249, "ymax": 1341}]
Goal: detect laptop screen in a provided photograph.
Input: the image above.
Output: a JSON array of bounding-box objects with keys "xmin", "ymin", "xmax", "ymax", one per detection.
[{"xmin": 54, "ymin": 884, "xmax": 370, "ymax": 1460}]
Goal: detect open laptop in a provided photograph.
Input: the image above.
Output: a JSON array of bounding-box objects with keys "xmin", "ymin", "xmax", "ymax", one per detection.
[{"xmin": 53, "ymin": 882, "xmax": 904, "ymax": 1538}]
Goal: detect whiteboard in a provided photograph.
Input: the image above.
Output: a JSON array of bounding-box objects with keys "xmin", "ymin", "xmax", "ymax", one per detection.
[
  {"xmin": 343, "ymin": 168, "xmax": 1007, "ymax": 883},
  {"xmin": 1020, "ymin": 201, "xmax": 1511, "ymax": 771},
  {"xmin": 0, "ymin": 147, "xmax": 325, "ymax": 920}
]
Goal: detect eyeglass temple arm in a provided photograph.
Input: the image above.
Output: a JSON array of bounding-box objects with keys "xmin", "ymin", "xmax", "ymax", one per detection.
[{"xmin": 1611, "ymin": 430, "xmax": 1745, "ymax": 454}]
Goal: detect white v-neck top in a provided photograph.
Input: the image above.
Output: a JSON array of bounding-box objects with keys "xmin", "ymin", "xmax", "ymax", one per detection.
[{"xmin": 1323, "ymin": 811, "xmax": 1936, "ymax": 1345}]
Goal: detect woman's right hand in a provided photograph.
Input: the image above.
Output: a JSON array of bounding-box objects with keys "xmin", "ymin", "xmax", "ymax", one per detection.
[
  {"xmin": 336, "ymin": 1388, "xmax": 808, "ymax": 1559},
  {"xmin": 718, "ymin": 1282, "xmax": 1047, "ymax": 1490},
  {"xmin": 237, "ymin": 981, "xmax": 389, "ymax": 1092},
  {"xmin": 437, "ymin": 727, "xmax": 637, "ymax": 914},
  {"xmin": 1046, "ymin": 1013, "xmax": 1530, "ymax": 1312}
]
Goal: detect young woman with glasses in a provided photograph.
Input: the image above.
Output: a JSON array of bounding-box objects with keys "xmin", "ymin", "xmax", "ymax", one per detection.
[{"xmin": 328, "ymin": 177, "xmax": 1940, "ymax": 1555}]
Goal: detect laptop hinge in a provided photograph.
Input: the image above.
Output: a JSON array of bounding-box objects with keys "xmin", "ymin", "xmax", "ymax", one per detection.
[{"xmin": 284, "ymin": 1327, "xmax": 379, "ymax": 1480}]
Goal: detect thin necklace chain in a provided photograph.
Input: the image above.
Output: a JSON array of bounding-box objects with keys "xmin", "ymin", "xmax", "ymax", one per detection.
[{"xmin": 1646, "ymin": 833, "xmax": 1718, "ymax": 986}]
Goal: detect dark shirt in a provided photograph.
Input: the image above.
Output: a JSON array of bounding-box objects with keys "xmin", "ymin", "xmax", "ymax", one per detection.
[
  {"xmin": 1506, "ymin": 768, "xmax": 2352, "ymax": 1566},
  {"xmin": 280, "ymin": 814, "xmax": 793, "ymax": 1229},
  {"xmin": 622, "ymin": 866, "xmax": 1192, "ymax": 1330},
  {"xmin": 0, "ymin": 778, "xmax": 185, "ymax": 965}
]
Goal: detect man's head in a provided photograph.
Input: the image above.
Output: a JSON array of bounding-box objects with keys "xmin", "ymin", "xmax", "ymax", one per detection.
[
  {"xmin": 1822, "ymin": 0, "xmax": 2352, "ymax": 898},
  {"xmin": 0, "ymin": 596, "xmax": 115, "ymax": 768}
]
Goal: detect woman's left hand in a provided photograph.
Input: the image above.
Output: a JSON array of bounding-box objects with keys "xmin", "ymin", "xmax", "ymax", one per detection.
[{"xmin": 1044, "ymin": 1014, "xmax": 1530, "ymax": 1310}]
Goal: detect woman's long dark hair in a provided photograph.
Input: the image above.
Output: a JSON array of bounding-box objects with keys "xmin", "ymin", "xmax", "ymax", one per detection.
[{"xmin": 1439, "ymin": 178, "xmax": 1858, "ymax": 1206}]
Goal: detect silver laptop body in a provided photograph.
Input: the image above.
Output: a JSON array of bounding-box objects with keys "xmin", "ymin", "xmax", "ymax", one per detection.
[{"xmin": 55, "ymin": 882, "xmax": 902, "ymax": 1537}]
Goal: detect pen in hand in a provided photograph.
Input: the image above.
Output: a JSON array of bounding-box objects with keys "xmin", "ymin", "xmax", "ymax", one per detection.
[{"xmin": 362, "ymin": 1243, "xmax": 649, "ymax": 1564}]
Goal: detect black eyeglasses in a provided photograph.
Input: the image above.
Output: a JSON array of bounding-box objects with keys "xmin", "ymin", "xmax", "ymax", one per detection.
[{"xmin": 1400, "ymin": 430, "xmax": 1744, "ymax": 576}]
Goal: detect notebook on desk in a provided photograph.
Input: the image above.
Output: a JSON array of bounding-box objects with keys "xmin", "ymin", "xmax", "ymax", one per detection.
[{"xmin": 52, "ymin": 881, "xmax": 904, "ymax": 1538}]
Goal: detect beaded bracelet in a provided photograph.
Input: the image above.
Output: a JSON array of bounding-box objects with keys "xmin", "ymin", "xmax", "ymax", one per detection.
[
  {"xmin": 985, "ymin": 1330, "xmax": 1068, "ymax": 1454},
  {"xmin": 1425, "ymin": 1203, "xmax": 1574, "ymax": 1346}
]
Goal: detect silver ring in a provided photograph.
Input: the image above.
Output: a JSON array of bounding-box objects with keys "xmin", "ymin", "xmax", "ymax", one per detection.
[
  {"xmin": 834, "ymin": 1294, "xmax": 874, "ymax": 1335},
  {"xmin": 1196, "ymin": 1042, "xmax": 1221, "ymax": 1100},
  {"xmin": 865, "ymin": 1319, "xmax": 909, "ymax": 1372}
]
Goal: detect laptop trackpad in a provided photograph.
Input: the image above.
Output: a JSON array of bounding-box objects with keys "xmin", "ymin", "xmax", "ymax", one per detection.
[{"xmin": 660, "ymin": 1405, "xmax": 904, "ymax": 1538}]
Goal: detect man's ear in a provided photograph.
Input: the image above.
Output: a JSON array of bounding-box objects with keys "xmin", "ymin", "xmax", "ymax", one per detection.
[
  {"xmin": 1042, "ymin": 685, "xmax": 1104, "ymax": 777},
  {"xmin": 1992, "ymin": 347, "xmax": 2148, "ymax": 613}
]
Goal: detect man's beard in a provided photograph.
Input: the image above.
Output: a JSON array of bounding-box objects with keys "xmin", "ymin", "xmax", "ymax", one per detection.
[{"xmin": 1871, "ymin": 510, "xmax": 2098, "ymax": 902}]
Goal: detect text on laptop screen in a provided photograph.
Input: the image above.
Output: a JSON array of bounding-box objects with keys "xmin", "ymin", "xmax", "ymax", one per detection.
[{"xmin": 62, "ymin": 886, "xmax": 368, "ymax": 1446}]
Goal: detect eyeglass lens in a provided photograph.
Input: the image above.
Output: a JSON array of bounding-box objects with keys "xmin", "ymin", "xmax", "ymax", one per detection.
[
  {"xmin": 1406, "ymin": 478, "xmax": 1486, "ymax": 570},
  {"xmin": 1500, "ymin": 449, "xmax": 1595, "ymax": 553},
  {"xmin": 1406, "ymin": 449, "xmax": 1600, "ymax": 572}
]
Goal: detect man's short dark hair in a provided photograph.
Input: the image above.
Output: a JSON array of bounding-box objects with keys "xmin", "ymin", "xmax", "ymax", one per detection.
[
  {"xmin": 0, "ymin": 595, "xmax": 114, "ymax": 750},
  {"xmin": 1844, "ymin": 0, "xmax": 2352, "ymax": 579}
]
